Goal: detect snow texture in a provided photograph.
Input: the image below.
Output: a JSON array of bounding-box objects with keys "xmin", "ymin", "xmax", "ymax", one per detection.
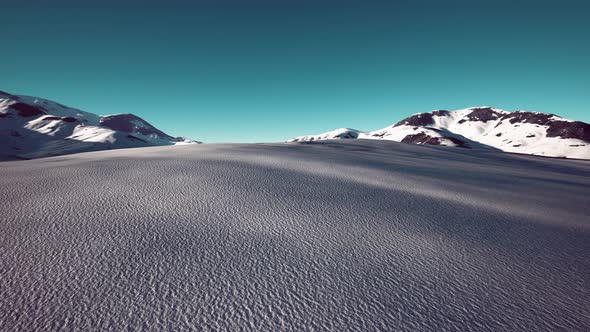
[{"xmin": 1, "ymin": 140, "xmax": 589, "ymax": 331}]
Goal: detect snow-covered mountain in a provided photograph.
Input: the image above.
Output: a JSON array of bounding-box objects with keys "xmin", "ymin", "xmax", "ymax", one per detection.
[
  {"xmin": 288, "ymin": 107, "xmax": 590, "ymax": 159},
  {"xmin": 288, "ymin": 128, "xmax": 363, "ymax": 142},
  {"xmin": 0, "ymin": 90, "xmax": 199, "ymax": 160}
]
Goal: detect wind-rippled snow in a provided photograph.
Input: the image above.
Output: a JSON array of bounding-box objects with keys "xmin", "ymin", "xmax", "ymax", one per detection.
[{"xmin": 1, "ymin": 140, "xmax": 589, "ymax": 331}]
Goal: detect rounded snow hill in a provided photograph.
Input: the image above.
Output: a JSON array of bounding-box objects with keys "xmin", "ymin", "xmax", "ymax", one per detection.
[{"xmin": 1, "ymin": 140, "xmax": 589, "ymax": 331}]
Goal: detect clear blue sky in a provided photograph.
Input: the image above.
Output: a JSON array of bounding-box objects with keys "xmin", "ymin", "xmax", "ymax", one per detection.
[{"xmin": 2, "ymin": 0, "xmax": 589, "ymax": 142}]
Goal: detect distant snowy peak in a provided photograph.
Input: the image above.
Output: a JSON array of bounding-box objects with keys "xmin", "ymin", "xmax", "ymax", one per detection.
[
  {"xmin": 289, "ymin": 107, "xmax": 590, "ymax": 159},
  {"xmin": 0, "ymin": 91, "xmax": 200, "ymax": 160},
  {"xmin": 288, "ymin": 128, "xmax": 362, "ymax": 142}
]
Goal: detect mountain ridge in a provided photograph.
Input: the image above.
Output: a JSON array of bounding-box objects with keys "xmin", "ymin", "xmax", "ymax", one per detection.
[
  {"xmin": 289, "ymin": 107, "xmax": 590, "ymax": 159},
  {"xmin": 0, "ymin": 90, "xmax": 199, "ymax": 160}
]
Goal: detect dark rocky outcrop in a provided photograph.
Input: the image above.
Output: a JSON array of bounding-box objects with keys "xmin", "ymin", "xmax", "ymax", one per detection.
[
  {"xmin": 395, "ymin": 113, "xmax": 434, "ymax": 127},
  {"xmin": 432, "ymin": 110, "xmax": 450, "ymax": 117},
  {"xmin": 401, "ymin": 132, "xmax": 470, "ymax": 148},
  {"xmin": 465, "ymin": 107, "xmax": 502, "ymax": 122},
  {"xmin": 493, "ymin": 111, "xmax": 589, "ymax": 142},
  {"xmin": 500, "ymin": 111, "xmax": 554, "ymax": 125},
  {"xmin": 546, "ymin": 121, "xmax": 590, "ymax": 141},
  {"xmin": 401, "ymin": 133, "xmax": 441, "ymax": 145},
  {"xmin": 40, "ymin": 116, "xmax": 79, "ymax": 123},
  {"xmin": 62, "ymin": 117, "xmax": 78, "ymax": 123},
  {"xmin": 10, "ymin": 103, "xmax": 46, "ymax": 117}
]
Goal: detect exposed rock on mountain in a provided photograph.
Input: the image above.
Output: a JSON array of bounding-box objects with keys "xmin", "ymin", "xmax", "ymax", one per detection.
[
  {"xmin": 289, "ymin": 107, "xmax": 590, "ymax": 159},
  {"xmin": 0, "ymin": 91, "xmax": 199, "ymax": 160}
]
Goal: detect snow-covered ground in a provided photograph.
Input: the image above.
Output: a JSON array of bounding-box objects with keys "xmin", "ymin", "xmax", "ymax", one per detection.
[{"xmin": 1, "ymin": 140, "xmax": 589, "ymax": 331}]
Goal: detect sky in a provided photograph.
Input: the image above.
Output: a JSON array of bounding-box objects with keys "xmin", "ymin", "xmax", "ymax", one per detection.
[{"xmin": 2, "ymin": 0, "xmax": 589, "ymax": 142}]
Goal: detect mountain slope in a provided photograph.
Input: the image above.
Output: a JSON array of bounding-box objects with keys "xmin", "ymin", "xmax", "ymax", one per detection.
[
  {"xmin": 0, "ymin": 90, "xmax": 199, "ymax": 160},
  {"xmin": 288, "ymin": 128, "xmax": 362, "ymax": 142},
  {"xmin": 289, "ymin": 107, "xmax": 590, "ymax": 159}
]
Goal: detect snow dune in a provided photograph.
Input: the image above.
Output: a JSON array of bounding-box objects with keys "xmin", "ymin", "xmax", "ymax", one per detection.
[{"xmin": 1, "ymin": 140, "xmax": 589, "ymax": 331}]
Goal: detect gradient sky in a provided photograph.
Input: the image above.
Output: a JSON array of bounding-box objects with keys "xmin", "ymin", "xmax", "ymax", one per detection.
[{"xmin": 2, "ymin": 0, "xmax": 589, "ymax": 142}]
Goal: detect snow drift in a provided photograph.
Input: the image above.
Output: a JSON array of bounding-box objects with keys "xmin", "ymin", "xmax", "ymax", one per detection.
[{"xmin": 1, "ymin": 140, "xmax": 589, "ymax": 330}]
